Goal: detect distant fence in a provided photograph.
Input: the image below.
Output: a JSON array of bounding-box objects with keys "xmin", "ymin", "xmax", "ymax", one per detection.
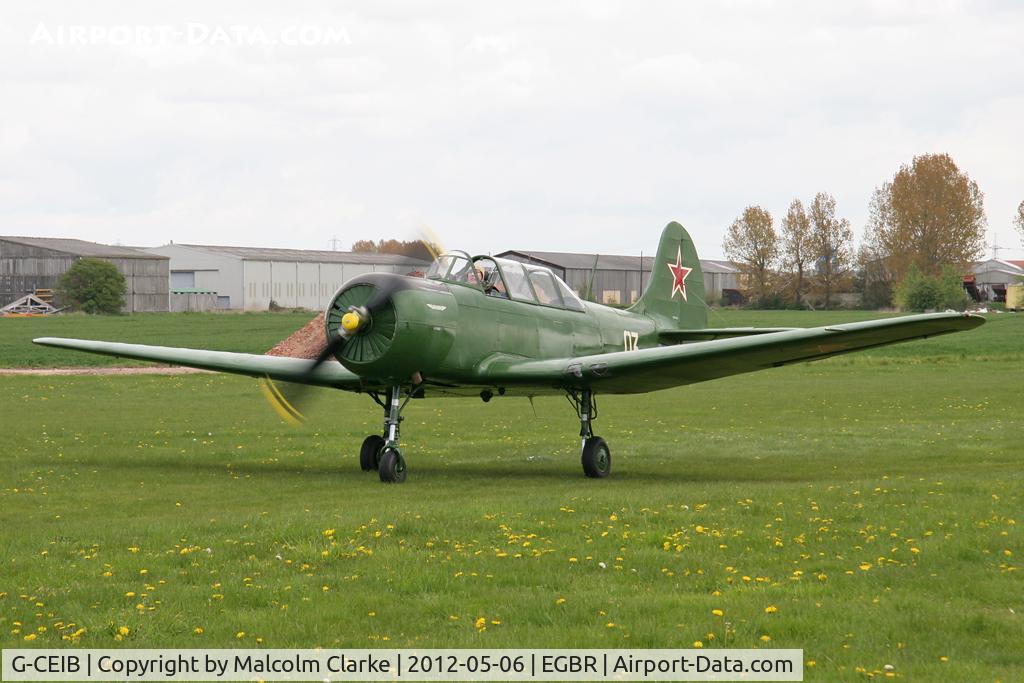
[{"xmin": 170, "ymin": 290, "xmax": 218, "ymax": 313}]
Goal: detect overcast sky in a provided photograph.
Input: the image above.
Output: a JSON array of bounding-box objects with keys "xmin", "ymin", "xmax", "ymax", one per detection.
[{"xmin": 2, "ymin": 1, "xmax": 1022, "ymax": 260}]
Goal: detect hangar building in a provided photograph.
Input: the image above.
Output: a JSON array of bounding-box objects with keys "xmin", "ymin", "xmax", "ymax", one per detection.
[
  {"xmin": 969, "ymin": 258, "xmax": 1024, "ymax": 302},
  {"xmin": 144, "ymin": 243, "xmax": 430, "ymax": 311},
  {"xmin": 495, "ymin": 250, "xmax": 740, "ymax": 306},
  {"xmin": 0, "ymin": 236, "xmax": 169, "ymax": 313}
]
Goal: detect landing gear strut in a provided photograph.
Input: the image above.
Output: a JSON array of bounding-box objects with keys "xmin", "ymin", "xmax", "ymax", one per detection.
[
  {"xmin": 568, "ymin": 388, "xmax": 611, "ymax": 478},
  {"xmin": 361, "ymin": 385, "xmax": 414, "ymax": 483}
]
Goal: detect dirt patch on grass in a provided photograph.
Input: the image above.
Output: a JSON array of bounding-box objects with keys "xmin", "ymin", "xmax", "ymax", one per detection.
[
  {"xmin": 265, "ymin": 312, "xmax": 327, "ymax": 359},
  {"xmin": 0, "ymin": 366, "xmax": 211, "ymax": 376}
]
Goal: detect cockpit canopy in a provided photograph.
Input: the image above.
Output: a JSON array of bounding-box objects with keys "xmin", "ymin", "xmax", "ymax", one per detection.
[{"xmin": 426, "ymin": 252, "xmax": 586, "ymax": 312}]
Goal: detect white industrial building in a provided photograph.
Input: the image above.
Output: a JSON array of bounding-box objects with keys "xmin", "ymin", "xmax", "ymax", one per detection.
[
  {"xmin": 496, "ymin": 250, "xmax": 741, "ymax": 305},
  {"xmin": 144, "ymin": 244, "xmax": 430, "ymax": 311}
]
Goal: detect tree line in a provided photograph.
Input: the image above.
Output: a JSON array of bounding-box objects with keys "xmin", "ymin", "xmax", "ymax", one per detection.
[
  {"xmin": 723, "ymin": 152, "xmax": 995, "ymax": 310},
  {"xmin": 350, "ymin": 238, "xmax": 440, "ymax": 263}
]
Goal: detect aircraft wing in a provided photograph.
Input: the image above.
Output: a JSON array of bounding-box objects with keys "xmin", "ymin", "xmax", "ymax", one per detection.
[
  {"xmin": 32, "ymin": 337, "xmax": 363, "ymax": 390},
  {"xmin": 476, "ymin": 312, "xmax": 985, "ymax": 394},
  {"xmin": 658, "ymin": 327, "xmax": 796, "ymax": 342}
]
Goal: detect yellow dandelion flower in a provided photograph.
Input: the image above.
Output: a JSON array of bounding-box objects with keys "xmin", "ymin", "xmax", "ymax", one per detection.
[
  {"xmin": 555, "ymin": 597, "xmax": 567, "ymax": 605},
  {"xmin": 939, "ymin": 656, "xmax": 949, "ymax": 663},
  {"xmin": 692, "ymin": 640, "xmax": 703, "ymax": 648},
  {"xmin": 764, "ymin": 605, "xmax": 778, "ymax": 614},
  {"xmin": 323, "ymin": 529, "xmax": 335, "ymax": 537},
  {"xmin": 807, "ymin": 660, "xmax": 816, "ymax": 667},
  {"xmin": 24, "ymin": 633, "xmax": 37, "ymax": 641},
  {"xmin": 711, "ymin": 609, "xmax": 724, "ymax": 617},
  {"xmin": 859, "ymin": 562, "xmax": 872, "ymax": 571},
  {"xmin": 236, "ymin": 631, "xmax": 246, "ymax": 639},
  {"xmin": 368, "ymin": 611, "xmax": 376, "ymax": 617},
  {"xmin": 760, "ymin": 634, "xmax": 771, "ymax": 642},
  {"xmin": 193, "ymin": 627, "xmax": 204, "ymax": 635},
  {"xmin": 117, "ymin": 626, "xmax": 129, "ymax": 636}
]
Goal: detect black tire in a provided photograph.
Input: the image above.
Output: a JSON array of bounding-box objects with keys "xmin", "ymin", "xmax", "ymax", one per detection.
[
  {"xmin": 378, "ymin": 447, "xmax": 407, "ymax": 483},
  {"xmin": 360, "ymin": 435, "xmax": 385, "ymax": 472},
  {"xmin": 581, "ymin": 436, "xmax": 611, "ymax": 478}
]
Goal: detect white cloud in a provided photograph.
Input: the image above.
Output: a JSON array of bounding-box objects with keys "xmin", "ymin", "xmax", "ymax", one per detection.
[{"xmin": 1, "ymin": 0, "xmax": 1022, "ymax": 258}]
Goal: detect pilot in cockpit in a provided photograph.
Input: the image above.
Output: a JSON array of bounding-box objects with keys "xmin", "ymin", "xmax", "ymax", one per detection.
[{"xmin": 478, "ymin": 263, "xmax": 508, "ymax": 298}]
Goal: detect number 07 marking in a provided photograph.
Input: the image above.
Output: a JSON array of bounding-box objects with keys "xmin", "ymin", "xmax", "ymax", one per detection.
[{"xmin": 623, "ymin": 330, "xmax": 639, "ymax": 352}]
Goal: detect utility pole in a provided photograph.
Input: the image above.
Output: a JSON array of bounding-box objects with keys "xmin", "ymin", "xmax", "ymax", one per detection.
[
  {"xmin": 328, "ymin": 236, "xmax": 343, "ymax": 251},
  {"xmin": 990, "ymin": 231, "xmax": 1002, "ymax": 260}
]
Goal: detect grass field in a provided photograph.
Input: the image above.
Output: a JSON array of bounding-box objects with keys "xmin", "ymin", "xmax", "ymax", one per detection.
[
  {"xmin": 1, "ymin": 310, "xmax": 1021, "ymax": 681},
  {"xmin": 0, "ymin": 311, "xmax": 314, "ymax": 368}
]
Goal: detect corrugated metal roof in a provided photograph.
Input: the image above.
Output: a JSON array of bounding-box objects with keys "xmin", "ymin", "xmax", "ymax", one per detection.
[
  {"xmin": 0, "ymin": 236, "xmax": 167, "ymax": 259},
  {"xmin": 170, "ymin": 243, "xmax": 430, "ymax": 265},
  {"xmin": 973, "ymin": 259, "xmax": 1024, "ymax": 273},
  {"xmin": 497, "ymin": 250, "xmax": 739, "ymax": 273}
]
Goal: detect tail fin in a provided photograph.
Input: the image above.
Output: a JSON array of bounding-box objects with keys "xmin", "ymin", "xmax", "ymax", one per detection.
[{"xmin": 629, "ymin": 222, "xmax": 707, "ymax": 328}]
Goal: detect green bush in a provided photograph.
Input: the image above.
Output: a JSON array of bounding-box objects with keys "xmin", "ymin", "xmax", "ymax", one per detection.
[
  {"xmin": 56, "ymin": 258, "xmax": 127, "ymax": 314},
  {"xmin": 894, "ymin": 264, "xmax": 968, "ymax": 312}
]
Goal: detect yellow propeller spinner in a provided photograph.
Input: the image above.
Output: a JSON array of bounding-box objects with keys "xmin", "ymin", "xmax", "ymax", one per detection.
[{"xmin": 341, "ymin": 310, "xmax": 364, "ymax": 333}]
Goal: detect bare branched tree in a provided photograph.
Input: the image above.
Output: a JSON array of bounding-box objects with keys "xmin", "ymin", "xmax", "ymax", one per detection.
[
  {"xmin": 781, "ymin": 199, "xmax": 812, "ymax": 306},
  {"xmin": 809, "ymin": 192, "xmax": 853, "ymax": 309}
]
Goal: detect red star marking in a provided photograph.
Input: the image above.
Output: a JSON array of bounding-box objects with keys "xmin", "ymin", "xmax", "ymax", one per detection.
[{"xmin": 667, "ymin": 246, "xmax": 692, "ymax": 301}]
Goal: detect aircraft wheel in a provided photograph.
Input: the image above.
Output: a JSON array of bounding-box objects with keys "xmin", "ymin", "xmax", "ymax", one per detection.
[
  {"xmin": 360, "ymin": 435, "xmax": 385, "ymax": 472},
  {"xmin": 378, "ymin": 447, "xmax": 407, "ymax": 483},
  {"xmin": 581, "ymin": 437, "xmax": 611, "ymax": 478}
]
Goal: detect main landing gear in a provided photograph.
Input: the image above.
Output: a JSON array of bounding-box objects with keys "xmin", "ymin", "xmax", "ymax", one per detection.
[
  {"xmin": 358, "ymin": 386, "xmax": 612, "ymax": 483},
  {"xmin": 359, "ymin": 385, "xmax": 412, "ymax": 483},
  {"xmin": 569, "ymin": 388, "xmax": 611, "ymax": 478}
]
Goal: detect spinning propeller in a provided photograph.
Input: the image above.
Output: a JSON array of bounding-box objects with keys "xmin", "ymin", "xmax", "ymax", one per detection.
[{"xmin": 259, "ymin": 228, "xmax": 445, "ymax": 425}]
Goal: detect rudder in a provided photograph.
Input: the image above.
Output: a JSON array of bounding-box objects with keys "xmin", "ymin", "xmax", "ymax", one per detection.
[{"xmin": 629, "ymin": 222, "xmax": 707, "ymax": 328}]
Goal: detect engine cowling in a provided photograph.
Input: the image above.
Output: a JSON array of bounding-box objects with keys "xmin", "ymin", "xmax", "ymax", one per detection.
[{"xmin": 324, "ymin": 273, "xmax": 457, "ymax": 383}]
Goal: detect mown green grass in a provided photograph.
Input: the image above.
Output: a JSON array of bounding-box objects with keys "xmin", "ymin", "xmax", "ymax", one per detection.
[
  {"xmin": 0, "ymin": 311, "xmax": 314, "ymax": 367},
  {"xmin": 0, "ymin": 312, "xmax": 1021, "ymax": 681},
  {"xmin": 2, "ymin": 307, "xmax": 1020, "ymax": 368}
]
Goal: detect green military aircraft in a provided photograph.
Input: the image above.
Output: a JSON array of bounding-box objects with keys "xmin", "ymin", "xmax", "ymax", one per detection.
[{"xmin": 35, "ymin": 223, "xmax": 984, "ymax": 483}]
